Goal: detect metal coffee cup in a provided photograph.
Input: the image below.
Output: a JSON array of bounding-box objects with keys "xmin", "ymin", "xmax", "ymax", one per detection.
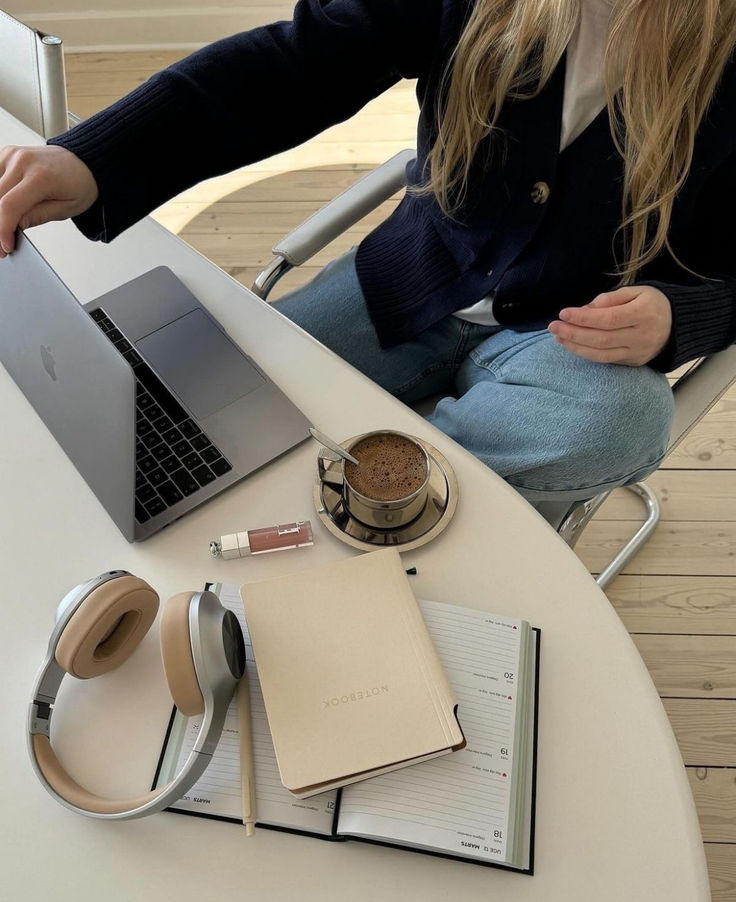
[{"xmin": 317, "ymin": 430, "xmax": 431, "ymax": 529}]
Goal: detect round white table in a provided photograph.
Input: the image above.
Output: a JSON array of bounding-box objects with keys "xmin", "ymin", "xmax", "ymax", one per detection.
[{"xmin": 0, "ymin": 107, "xmax": 710, "ymax": 902}]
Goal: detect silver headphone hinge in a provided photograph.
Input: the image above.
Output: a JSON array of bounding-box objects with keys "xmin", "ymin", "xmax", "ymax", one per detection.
[
  {"xmin": 30, "ymin": 699, "xmax": 53, "ymax": 736},
  {"xmin": 29, "ymin": 656, "xmax": 64, "ymax": 737}
]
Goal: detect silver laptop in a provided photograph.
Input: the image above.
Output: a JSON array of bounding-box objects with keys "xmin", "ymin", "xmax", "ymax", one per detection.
[{"xmin": 0, "ymin": 230, "xmax": 312, "ymax": 541}]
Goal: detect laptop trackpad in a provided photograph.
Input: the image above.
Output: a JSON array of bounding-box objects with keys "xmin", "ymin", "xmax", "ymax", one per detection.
[{"xmin": 136, "ymin": 309, "xmax": 265, "ymax": 420}]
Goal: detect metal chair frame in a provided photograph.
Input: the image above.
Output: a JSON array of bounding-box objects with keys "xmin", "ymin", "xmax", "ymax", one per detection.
[{"xmin": 0, "ymin": 9, "xmax": 69, "ymax": 138}]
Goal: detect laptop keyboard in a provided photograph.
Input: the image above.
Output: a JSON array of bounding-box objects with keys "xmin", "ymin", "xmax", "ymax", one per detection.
[{"xmin": 89, "ymin": 307, "xmax": 233, "ymax": 525}]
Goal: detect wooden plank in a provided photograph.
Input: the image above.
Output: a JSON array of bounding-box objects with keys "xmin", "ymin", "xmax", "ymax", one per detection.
[
  {"xmin": 663, "ymin": 699, "xmax": 736, "ymax": 766},
  {"xmin": 172, "ymin": 199, "xmax": 400, "ymax": 234},
  {"xmin": 188, "ymin": 140, "xmax": 415, "ymax": 169},
  {"xmin": 662, "ymin": 420, "xmax": 736, "ymax": 470},
  {"xmin": 66, "ymin": 70, "xmax": 153, "ymax": 97},
  {"xmin": 154, "ymin": 156, "xmax": 411, "ymax": 206},
  {"xmin": 65, "ymin": 50, "xmax": 188, "ymax": 73},
  {"xmin": 592, "ymin": 471, "xmax": 736, "ymax": 521},
  {"xmin": 605, "ymin": 575, "xmax": 736, "ymax": 634},
  {"xmin": 210, "ymin": 166, "xmax": 392, "ymax": 201},
  {"xmin": 157, "ymin": 170, "xmax": 396, "ymax": 207},
  {"xmin": 632, "ymin": 635, "xmax": 736, "ymax": 698},
  {"xmin": 151, "ymin": 165, "xmax": 392, "ymax": 210},
  {"xmin": 706, "ymin": 843, "xmax": 736, "ymax": 902},
  {"xmin": 688, "ymin": 768, "xmax": 736, "ymax": 842},
  {"xmin": 27, "ymin": 7, "xmax": 300, "ymax": 53},
  {"xmin": 576, "ymin": 521, "xmax": 736, "ymax": 577},
  {"xmin": 47, "ymin": 0, "xmax": 288, "ymax": 15}
]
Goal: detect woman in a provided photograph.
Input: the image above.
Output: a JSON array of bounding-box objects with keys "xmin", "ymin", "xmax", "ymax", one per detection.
[{"xmin": 1, "ymin": 0, "xmax": 735, "ymax": 508}]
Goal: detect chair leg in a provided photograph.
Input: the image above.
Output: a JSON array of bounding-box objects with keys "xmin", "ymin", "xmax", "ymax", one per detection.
[
  {"xmin": 594, "ymin": 483, "xmax": 661, "ymax": 590},
  {"xmin": 556, "ymin": 491, "xmax": 611, "ymax": 548},
  {"xmin": 555, "ymin": 482, "xmax": 661, "ymax": 590}
]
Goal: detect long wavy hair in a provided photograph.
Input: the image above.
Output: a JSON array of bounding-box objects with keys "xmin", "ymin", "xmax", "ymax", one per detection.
[{"xmin": 412, "ymin": 0, "xmax": 736, "ymax": 284}]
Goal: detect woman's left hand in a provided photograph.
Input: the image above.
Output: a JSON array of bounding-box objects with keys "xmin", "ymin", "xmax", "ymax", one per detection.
[{"xmin": 547, "ymin": 285, "xmax": 672, "ymax": 366}]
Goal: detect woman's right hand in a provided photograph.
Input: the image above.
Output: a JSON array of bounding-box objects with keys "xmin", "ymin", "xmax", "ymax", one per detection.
[{"xmin": 0, "ymin": 144, "xmax": 99, "ymax": 258}]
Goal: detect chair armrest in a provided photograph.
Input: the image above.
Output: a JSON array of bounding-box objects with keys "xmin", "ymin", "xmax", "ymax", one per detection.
[
  {"xmin": 273, "ymin": 148, "xmax": 415, "ymax": 266},
  {"xmin": 253, "ymin": 148, "xmax": 415, "ymax": 298},
  {"xmin": 667, "ymin": 344, "xmax": 736, "ymax": 452}
]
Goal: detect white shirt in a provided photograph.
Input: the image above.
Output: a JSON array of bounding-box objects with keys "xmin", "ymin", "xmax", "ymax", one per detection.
[{"xmin": 453, "ymin": 0, "xmax": 613, "ymax": 326}]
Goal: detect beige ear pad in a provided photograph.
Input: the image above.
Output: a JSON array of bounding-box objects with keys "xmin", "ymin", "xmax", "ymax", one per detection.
[
  {"xmin": 160, "ymin": 593, "xmax": 205, "ymax": 716},
  {"xmin": 32, "ymin": 735, "xmax": 170, "ymax": 815},
  {"xmin": 55, "ymin": 576, "xmax": 159, "ymax": 679}
]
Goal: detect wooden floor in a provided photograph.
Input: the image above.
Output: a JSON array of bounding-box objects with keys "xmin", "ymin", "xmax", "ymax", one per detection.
[{"xmin": 65, "ymin": 51, "xmax": 735, "ymax": 898}]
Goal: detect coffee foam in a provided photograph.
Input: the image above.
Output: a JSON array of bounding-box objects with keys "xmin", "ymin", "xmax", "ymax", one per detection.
[{"xmin": 344, "ymin": 434, "xmax": 428, "ymax": 502}]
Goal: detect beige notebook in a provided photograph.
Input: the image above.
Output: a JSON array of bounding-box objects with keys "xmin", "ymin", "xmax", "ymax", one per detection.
[{"xmin": 239, "ymin": 549, "xmax": 466, "ymax": 798}]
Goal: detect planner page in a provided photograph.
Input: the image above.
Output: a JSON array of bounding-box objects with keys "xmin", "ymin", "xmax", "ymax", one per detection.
[
  {"xmin": 337, "ymin": 600, "xmax": 528, "ymax": 864},
  {"xmin": 155, "ymin": 583, "xmax": 337, "ymax": 835}
]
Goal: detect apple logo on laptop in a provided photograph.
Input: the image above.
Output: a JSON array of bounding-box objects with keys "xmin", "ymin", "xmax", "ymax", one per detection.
[{"xmin": 40, "ymin": 344, "xmax": 57, "ymax": 381}]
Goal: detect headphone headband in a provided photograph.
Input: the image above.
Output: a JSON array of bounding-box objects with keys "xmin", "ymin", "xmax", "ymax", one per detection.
[{"xmin": 28, "ymin": 575, "xmax": 244, "ymax": 820}]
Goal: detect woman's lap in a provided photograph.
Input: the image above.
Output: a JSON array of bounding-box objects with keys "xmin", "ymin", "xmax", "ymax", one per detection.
[
  {"xmin": 272, "ymin": 247, "xmax": 495, "ymax": 402},
  {"xmin": 272, "ymin": 247, "xmax": 675, "ymax": 504}
]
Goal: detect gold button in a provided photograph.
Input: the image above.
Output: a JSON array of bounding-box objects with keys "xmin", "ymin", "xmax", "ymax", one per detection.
[{"xmin": 530, "ymin": 181, "xmax": 550, "ymax": 204}]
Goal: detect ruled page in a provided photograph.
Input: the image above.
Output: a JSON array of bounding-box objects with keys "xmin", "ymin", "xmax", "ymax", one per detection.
[
  {"xmin": 158, "ymin": 583, "xmax": 337, "ymax": 835},
  {"xmin": 337, "ymin": 600, "xmax": 525, "ymax": 864}
]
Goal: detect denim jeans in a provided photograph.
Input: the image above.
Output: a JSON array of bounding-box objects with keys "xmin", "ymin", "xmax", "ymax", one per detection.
[{"xmin": 272, "ymin": 246, "xmax": 675, "ymax": 505}]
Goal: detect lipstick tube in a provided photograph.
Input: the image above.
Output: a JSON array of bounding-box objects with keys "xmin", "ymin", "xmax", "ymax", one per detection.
[{"xmin": 210, "ymin": 520, "xmax": 314, "ymax": 559}]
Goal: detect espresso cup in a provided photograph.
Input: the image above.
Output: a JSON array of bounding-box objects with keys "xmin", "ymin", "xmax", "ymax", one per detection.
[{"xmin": 318, "ymin": 430, "xmax": 431, "ymax": 529}]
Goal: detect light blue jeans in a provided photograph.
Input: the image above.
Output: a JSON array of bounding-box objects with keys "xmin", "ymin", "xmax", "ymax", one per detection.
[{"xmin": 273, "ymin": 247, "xmax": 675, "ymax": 505}]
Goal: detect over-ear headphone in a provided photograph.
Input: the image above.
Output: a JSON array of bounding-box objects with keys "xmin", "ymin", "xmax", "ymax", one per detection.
[{"xmin": 28, "ymin": 570, "xmax": 245, "ymax": 820}]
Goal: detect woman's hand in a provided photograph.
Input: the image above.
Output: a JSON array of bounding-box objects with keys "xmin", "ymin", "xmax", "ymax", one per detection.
[
  {"xmin": 547, "ymin": 285, "xmax": 673, "ymax": 366},
  {"xmin": 0, "ymin": 144, "xmax": 99, "ymax": 258}
]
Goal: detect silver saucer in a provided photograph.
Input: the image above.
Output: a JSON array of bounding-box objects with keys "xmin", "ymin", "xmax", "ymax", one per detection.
[{"xmin": 313, "ymin": 434, "xmax": 458, "ymax": 552}]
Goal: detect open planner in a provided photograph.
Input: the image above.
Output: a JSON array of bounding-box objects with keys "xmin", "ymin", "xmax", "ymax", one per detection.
[{"xmin": 153, "ymin": 580, "xmax": 540, "ymax": 873}]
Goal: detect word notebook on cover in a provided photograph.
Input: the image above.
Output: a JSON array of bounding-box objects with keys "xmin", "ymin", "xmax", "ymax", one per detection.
[{"xmin": 153, "ymin": 551, "xmax": 540, "ymax": 873}]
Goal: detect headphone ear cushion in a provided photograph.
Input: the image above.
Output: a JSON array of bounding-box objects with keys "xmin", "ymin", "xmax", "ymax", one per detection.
[
  {"xmin": 55, "ymin": 575, "xmax": 159, "ymax": 679},
  {"xmin": 160, "ymin": 593, "xmax": 205, "ymax": 716}
]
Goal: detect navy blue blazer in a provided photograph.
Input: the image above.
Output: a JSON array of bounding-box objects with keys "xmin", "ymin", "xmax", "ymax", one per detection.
[{"xmin": 50, "ymin": 0, "xmax": 736, "ymax": 372}]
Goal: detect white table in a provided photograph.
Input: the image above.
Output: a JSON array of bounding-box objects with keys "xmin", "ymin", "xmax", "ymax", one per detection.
[{"xmin": 0, "ymin": 107, "xmax": 710, "ymax": 902}]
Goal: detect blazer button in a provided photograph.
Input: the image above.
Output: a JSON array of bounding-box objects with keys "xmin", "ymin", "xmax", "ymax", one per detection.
[{"xmin": 530, "ymin": 181, "xmax": 550, "ymax": 204}]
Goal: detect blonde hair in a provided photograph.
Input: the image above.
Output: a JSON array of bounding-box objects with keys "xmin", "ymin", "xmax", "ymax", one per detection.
[{"xmin": 412, "ymin": 0, "xmax": 736, "ymax": 284}]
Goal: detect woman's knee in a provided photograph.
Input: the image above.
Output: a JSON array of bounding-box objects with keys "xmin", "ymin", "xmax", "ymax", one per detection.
[
  {"xmin": 508, "ymin": 362, "xmax": 674, "ymax": 494},
  {"xmin": 593, "ymin": 364, "xmax": 674, "ymax": 462},
  {"xmin": 431, "ymin": 345, "xmax": 675, "ymax": 495},
  {"xmin": 491, "ymin": 332, "xmax": 674, "ymax": 460}
]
